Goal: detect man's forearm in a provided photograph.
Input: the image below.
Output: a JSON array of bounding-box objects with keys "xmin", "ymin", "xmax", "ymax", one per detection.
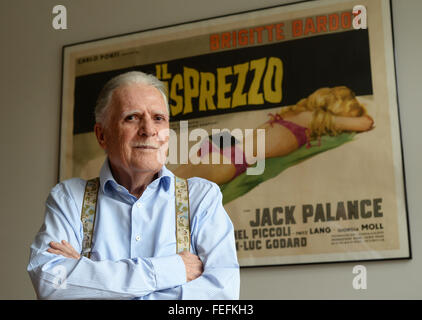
[
  {"xmin": 140, "ymin": 266, "xmax": 239, "ymax": 300},
  {"xmin": 28, "ymin": 251, "xmax": 187, "ymax": 300}
]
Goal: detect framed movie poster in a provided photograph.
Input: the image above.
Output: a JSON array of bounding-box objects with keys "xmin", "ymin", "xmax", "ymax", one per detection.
[{"xmin": 60, "ymin": 0, "xmax": 411, "ymax": 267}]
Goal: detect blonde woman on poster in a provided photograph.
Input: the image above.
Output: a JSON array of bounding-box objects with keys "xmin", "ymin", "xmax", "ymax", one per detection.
[{"xmin": 174, "ymin": 86, "xmax": 374, "ymax": 185}]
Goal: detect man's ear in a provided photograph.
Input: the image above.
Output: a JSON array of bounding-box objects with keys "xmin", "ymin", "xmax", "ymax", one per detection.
[{"xmin": 94, "ymin": 123, "xmax": 107, "ymax": 151}]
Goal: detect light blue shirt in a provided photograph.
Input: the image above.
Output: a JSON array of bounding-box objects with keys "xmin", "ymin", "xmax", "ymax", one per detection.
[{"xmin": 27, "ymin": 160, "xmax": 240, "ymax": 299}]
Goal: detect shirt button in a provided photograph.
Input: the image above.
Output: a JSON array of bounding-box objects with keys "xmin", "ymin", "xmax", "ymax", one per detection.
[
  {"xmin": 136, "ymin": 203, "xmax": 141, "ymax": 208},
  {"xmin": 135, "ymin": 235, "xmax": 141, "ymax": 241}
]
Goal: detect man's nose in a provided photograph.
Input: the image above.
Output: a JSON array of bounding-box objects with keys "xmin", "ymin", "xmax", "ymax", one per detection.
[{"xmin": 138, "ymin": 117, "xmax": 156, "ymax": 137}]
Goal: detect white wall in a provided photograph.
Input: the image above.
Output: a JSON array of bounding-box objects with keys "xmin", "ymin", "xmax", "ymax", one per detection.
[{"xmin": 0, "ymin": 0, "xmax": 420, "ymax": 299}]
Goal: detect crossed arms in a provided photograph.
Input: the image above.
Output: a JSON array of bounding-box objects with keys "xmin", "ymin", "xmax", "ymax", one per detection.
[
  {"xmin": 47, "ymin": 240, "xmax": 203, "ymax": 282},
  {"xmin": 27, "ymin": 182, "xmax": 239, "ymax": 300}
]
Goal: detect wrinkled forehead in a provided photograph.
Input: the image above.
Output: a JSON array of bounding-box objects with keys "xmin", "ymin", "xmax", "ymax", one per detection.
[{"xmin": 110, "ymin": 83, "xmax": 169, "ymax": 114}]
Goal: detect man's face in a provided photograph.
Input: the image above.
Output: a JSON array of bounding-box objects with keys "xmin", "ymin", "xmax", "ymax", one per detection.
[{"xmin": 95, "ymin": 83, "xmax": 170, "ymax": 176}]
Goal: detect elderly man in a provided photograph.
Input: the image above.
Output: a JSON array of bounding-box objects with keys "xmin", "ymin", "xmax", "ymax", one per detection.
[{"xmin": 27, "ymin": 71, "xmax": 240, "ymax": 299}]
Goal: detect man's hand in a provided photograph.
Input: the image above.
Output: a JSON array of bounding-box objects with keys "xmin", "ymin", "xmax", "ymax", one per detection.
[
  {"xmin": 48, "ymin": 240, "xmax": 81, "ymax": 259},
  {"xmin": 178, "ymin": 251, "xmax": 203, "ymax": 282}
]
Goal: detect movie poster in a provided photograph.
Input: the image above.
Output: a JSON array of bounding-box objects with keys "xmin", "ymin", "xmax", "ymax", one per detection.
[{"xmin": 60, "ymin": 0, "xmax": 410, "ymax": 266}]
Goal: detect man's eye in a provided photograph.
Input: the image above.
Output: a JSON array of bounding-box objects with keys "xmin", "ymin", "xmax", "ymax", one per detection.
[
  {"xmin": 155, "ymin": 115, "xmax": 167, "ymax": 121},
  {"xmin": 125, "ymin": 115, "xmax": 137, "ymax": 121}
]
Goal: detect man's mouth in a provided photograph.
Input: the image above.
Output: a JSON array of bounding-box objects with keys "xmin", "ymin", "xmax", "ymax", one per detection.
[{"xmin": 132, "ymin": 143, "xmax": 160, "ymax": 150}]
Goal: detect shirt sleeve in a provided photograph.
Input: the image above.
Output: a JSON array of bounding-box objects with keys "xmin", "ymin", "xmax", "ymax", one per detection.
[
  {"xmin": 142, "ymin": 181, "xmax": 240, "ymax": 300},
  {"xmin": 27, "ymin": 185, "xmax": 186, "ymax": 300}
]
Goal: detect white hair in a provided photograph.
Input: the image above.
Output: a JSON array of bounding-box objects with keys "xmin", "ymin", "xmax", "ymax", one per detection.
[{"xmin": 95, "ymin": 71, "xmax": 169, "ymax": 125}]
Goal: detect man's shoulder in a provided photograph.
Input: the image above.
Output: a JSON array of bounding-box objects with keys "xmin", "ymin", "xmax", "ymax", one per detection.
[
  {"xmin": 48, "ymin": 178, "xmax": 91, "ymax": 208},
  {"xmin": 44, "ymin": 178, "xmax": 91, "ymax": 223},
  {"xmin": 185, "ymin": 176, "xmax": 220, "ymax": 195},
  {"xmin": 184, "ymin": 176, "xmax": 222, "ymax": 211},
  {"xmin": 50, "ymin": 177, "xmax": 88, "ymax": 195},
  {"xmin": 184, "ymin": 177, "xmax": 228, "ymax": 222}
]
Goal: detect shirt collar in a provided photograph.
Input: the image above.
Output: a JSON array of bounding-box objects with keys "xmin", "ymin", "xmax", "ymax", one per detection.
[{"xmin": 99, "ymin": 158, "xmax": 173, "ymax": 195}]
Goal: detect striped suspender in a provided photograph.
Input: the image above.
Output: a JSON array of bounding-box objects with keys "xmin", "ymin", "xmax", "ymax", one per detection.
[{"xmin": 80, "ymin": 176, "xmax": 190, "ymax": 258}]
